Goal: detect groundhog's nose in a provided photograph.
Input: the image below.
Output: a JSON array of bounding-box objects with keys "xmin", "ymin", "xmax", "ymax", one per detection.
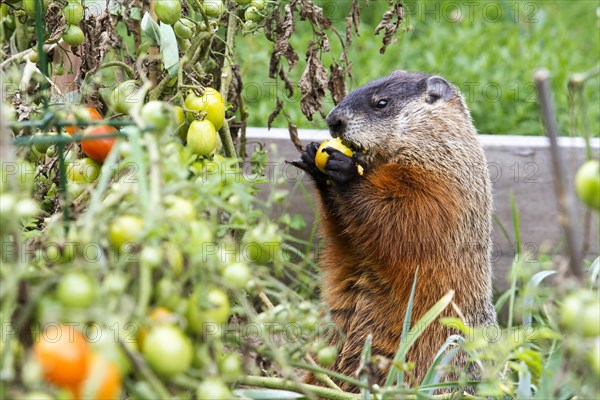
[{"xmin": 327, "ymin": 112, "xmax": 346, "ymax": 137}]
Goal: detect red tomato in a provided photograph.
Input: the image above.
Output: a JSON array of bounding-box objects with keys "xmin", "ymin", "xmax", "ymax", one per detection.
[
  {"xmin": 81, "ymin": 125, "xmax": 118, "ymax": 163},
  {"xmin": 66, "ymin": 108, "xmax": 103, "ymax": 136},
  {"xmin": 33, "ymin": 325, "xmax": 90, "ymax": 388}
]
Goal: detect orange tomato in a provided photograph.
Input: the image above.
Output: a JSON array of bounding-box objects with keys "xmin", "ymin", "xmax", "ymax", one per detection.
[
  {"xmin": 74, "ymin": 353, "xmax": 122, "ymax": 400},
  {"xmin": 66, "ymin": 108, "xmax": 103, "ymax": 135},
  {"xmin": 33, "ymin": 325, "xmax": 90, "ymax": 388},
  {"xmin": 81, "ymin": 125, "xmax": 118, "ymax": 164}
]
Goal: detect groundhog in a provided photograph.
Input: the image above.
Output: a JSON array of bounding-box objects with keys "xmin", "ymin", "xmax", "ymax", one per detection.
[{"xmin": 291, "ymin": 71, "xmax": 497, "ymax": 391}]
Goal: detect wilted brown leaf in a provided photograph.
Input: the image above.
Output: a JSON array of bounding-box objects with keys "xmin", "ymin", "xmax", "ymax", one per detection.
[
  {"xmin": 268, "ymin": 98, "xmax": 284, "ymax": 129},
  {"xmin": 80, "ymin": 8, "xmax": 119, "ymax": 79},
  {"xmin": 278, "ymin": 68, "xmax": 295, "ymax": 98},
  {"xmin": 44, "ymin": 2, "xmax": 66, "ymax": 43},
  {"xmin": 288, "ymin": 123, "xmax": 303, "ymax": 153},
  {"xmin": 297, "ymin": 0, "xmax": 332, "ymax": 30},
  {"xmin": 269, "ymin": 4, "xmax": 298, "ymax": 79},
  {"xmin": 346, "ymin": 0, "xmax": 361, "ymax": 45},
  {"xmin": 328, "ymin": 63, "xmax": 347, "ymax": 105},
  {"xmin": 298, "ymin": 41, "xmax": 328, "ymax": 121},
  {"xmin": 374, "ymin": 1, "xmax": 404, "ymax": 54}
]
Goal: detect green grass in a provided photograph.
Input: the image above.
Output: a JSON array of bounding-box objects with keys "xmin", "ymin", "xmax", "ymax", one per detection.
[{"xmin": 236, "ymin": 0, "xmax": 599, "ymax": 135}]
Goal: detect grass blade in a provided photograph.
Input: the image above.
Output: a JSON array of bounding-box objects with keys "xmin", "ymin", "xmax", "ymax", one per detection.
[
  {"xmin": 523, "ymin": 270, "xmax": 557, "ymax": 326},
  {"xmin": 358, "ymin": 334, "xmax": 373, "ymax": 400},
  {"xmin": 420, "ymin": 335, "xmax": 464, "ymax": 395},
  {"xmin": 384, "ymin": 266, "xmax": 419, "ymax": 387},
  {"xmin": 386, "ymin": 287, "xmax": 455, "ymax": 388}
]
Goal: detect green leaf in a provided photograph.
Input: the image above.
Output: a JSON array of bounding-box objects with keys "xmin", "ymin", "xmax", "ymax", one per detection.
[
  {"xmin": 523, "ymin": 270, "xmax": 556, "ymax": 326},
  {"xmin": 516, "ymin": 361, "xmax": 533, "ymax": 399},
  {"xmin": 233, "ymin": 389, "xmax": 304, "ymax": 399},
  {"xmin": 385, "ymin": 266, "xmax": 419, "ymax": 387},
  {"xmin": 141, "ymin": 12, "xmax": 160, "ymax": 46},
  {"xmin": 420, "ymin": 335, "xmax": 463, "ymax": 396},
  {"xmin": 159, "ymin": 22, "xmax": 179, "ymax": 77},
  {"xmin": 358, "ymin": 334, "xmax": 372, "ymax": 400}
]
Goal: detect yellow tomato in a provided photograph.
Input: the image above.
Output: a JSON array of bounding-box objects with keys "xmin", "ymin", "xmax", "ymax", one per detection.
[
  {"xmin": 314, "ymin": 138, "xmax": 354, "ymax": 173},
  {"xmin": 184, "ymin": 88, "xmax": 225, "ymax": 130}
]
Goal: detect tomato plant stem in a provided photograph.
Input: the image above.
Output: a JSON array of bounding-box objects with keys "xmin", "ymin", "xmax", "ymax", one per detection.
[
  {"xmin": 97, "ymin": 61, "xmax": 136, "ymax": 79},
  {"xmin": 218, "ymin": 5, "xmax": 238, "ymax": 158},
  {"xmin": 240, "ymin": 375, "xmax": 360, "ymax": 400}
]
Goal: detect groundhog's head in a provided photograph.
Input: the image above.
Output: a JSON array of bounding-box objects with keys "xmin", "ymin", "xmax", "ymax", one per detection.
[{"xmin": 327, "ymin": 71, "xmax": 479, "ymax": 169}]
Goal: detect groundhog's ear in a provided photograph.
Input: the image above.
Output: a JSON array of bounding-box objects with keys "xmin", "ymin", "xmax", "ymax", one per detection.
[{"xmin": 425, "ymin": 76, "xmax": 453, "ymax": 104}]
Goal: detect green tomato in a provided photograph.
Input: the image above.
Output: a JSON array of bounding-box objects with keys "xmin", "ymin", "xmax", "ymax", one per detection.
[
  {"xmin": 582, "ymin": 302, "xmax": 600, "ymax": 337},
  {"xmin": 142, "ymin": 326, "xmax": 192, "ymax": 377},
  {"xmin": 250, "ymin": 0, "xmax": 266, "ymax": 10},
  {"xmin": 62, "ymin": 24, "xmax": 85, "ymax": 47},
  {"xmin": 187, "ymin": 120, "xmax": 217, "ymax": 157},
  {"xmin": 27, "ymin": 50, "xmax": 39, "ymax": 63},
  {"xmin": 196, "ymin": 378, "xmax": 231, "ymax": 400},
  {"xmin": 242, "ymin": 20, "xmax": 257, "ymax": 34},
  {"xmin": 56, "ymin": 272, "xmax": 95, "ymax": 308},
  {"xmin": 110, "ymin": 80, "xmax": 144, "ymax": 115},
  {"xmin": 244, "ymin": 6, "xmax": 262, "ymax": 22},
  {"xmin": 141, "ymin": 101, "xmax": 175, "ymax": 132},
  {"xmin": 243, "ymin": 223, "xmax": 281, "ymax": 264},
  {"xmin": 590, "ymin": 338, "xmax": 600, "ymax": 378},
  {"xmin": 23, "ymin": 0, "xmax": 49, "ymax": 18},
  {"xmin": 55, "ymin": 64, "xmax": 65, "ymax": 76},
  {"xmin": 203, "ymin": 288, "xmax": 230, "ymax": 325},
  {"xmin": 561, "ymin": 291, "xmax": 600, "ymax": 337},
  {"xmin": 575, "ymin": 160, "xmax": 600, "ymax": 211},
  {"xmin": 164, "ymin": 242, "xmax": 184, "ymax": 276},
  {"xmin": 317, "ymin": 346, "xmax": 337, "ymax": 367},
  {"xmin": 174, "ymin": 18, "xmax": 195, "ymax": 39},
  {"xmin": 184, "ymin": 87, "xmax": 225, "ymax": 130},
  {"xmin": 203, "ymin": 0, "xmax": 224, "ymax": 18},
  {"xmin": 139, "ymin": 245, "xmax": 163, "ymax": 269},
  {"xmin": 63, "ymin": 2, "xmax": 84, "ymax": 25},
  {"xmin": 66, "ymin": 157, "xmax": 101, "ymax": 184},
  {"xmin": 560, "ymin": 293, "xmax": 583, "ymax": 330},
  {"xmin": 234, "ymin": 0, "xmax": 252, "ymax": 5},
  {"xmin": 33, "ymin": 131, "xmax": 55, "ymax": 154},
  {"xmin": 153, "ymin": 0, "xmax": 182, "ymax": 25},
  {"xmin": 222, "ymin": 262, "xmax": 250, "ymax": 289},
  {"xmin": 219, "ymin": 354, "xmax": 241, "ymax": 382},
  {"xmin": 164, "ymin": 195, "xmax": 196, "ymax": 221},
  {"xmin": 109, "ymin": 215, "xmax": 145, "ymax": 252}
]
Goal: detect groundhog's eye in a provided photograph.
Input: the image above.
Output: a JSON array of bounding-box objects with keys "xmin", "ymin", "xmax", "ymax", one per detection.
[{"xmin": 375, "ymin": 99, "xmax": 388, "ymax": 109}]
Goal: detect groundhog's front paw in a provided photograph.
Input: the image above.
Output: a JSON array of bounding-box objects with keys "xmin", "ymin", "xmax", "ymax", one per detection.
[
  {"xmin": 288, "ymin": 142, "xmax": 328, "ymax": 184},
  {"xmin": 323, "ymin": 147, "xmax": 360, "ymax": 186}
]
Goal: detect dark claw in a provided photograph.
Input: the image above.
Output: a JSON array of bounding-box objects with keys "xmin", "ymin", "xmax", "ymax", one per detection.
[{"xmin": 324, "ymin": 148, "xmax": 359, "ymax": 186}]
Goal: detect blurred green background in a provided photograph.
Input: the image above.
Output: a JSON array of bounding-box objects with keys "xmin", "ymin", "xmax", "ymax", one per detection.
[{"xmin": 237, "ymin": 0, "xmax": 599, "ymax": 136}]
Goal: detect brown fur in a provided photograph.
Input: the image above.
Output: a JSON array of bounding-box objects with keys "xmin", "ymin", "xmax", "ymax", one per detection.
[{"xmin": 303, "ymin": 71, "xmax": 496, "ymax": 391}]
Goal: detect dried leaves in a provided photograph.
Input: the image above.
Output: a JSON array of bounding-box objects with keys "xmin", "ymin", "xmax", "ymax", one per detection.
[
  {"xmin": 268, "ymin": 4, "xmax": 298, "ymax": 79},
  {"xmin": 346, "ymin": 0, "xmax": 361, "ymax": 46},
  {"xmin": 297, "ymin": 0, "xmax": 332, "ymax": 30},
  {"xmin": 44, "ymin": 2, "xmax": 66, "ymax": 43},
  {"xmin": 328, "ymin": 63, "xmax": 347, "ymax": 105},
  {"xmin": 298, "ymin": 41, "xmax": 328, "ymax": 121},
  {"xmin": 79, "ymin": 8, "xmax": 119, "ymax": 79},
  {"xmin": 264, "ymin": 0, "xmax": 404, "ymax": 139},
  {"xmin": 374, "ymin": 0, "xmax": 405, "ymax": 54}
]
